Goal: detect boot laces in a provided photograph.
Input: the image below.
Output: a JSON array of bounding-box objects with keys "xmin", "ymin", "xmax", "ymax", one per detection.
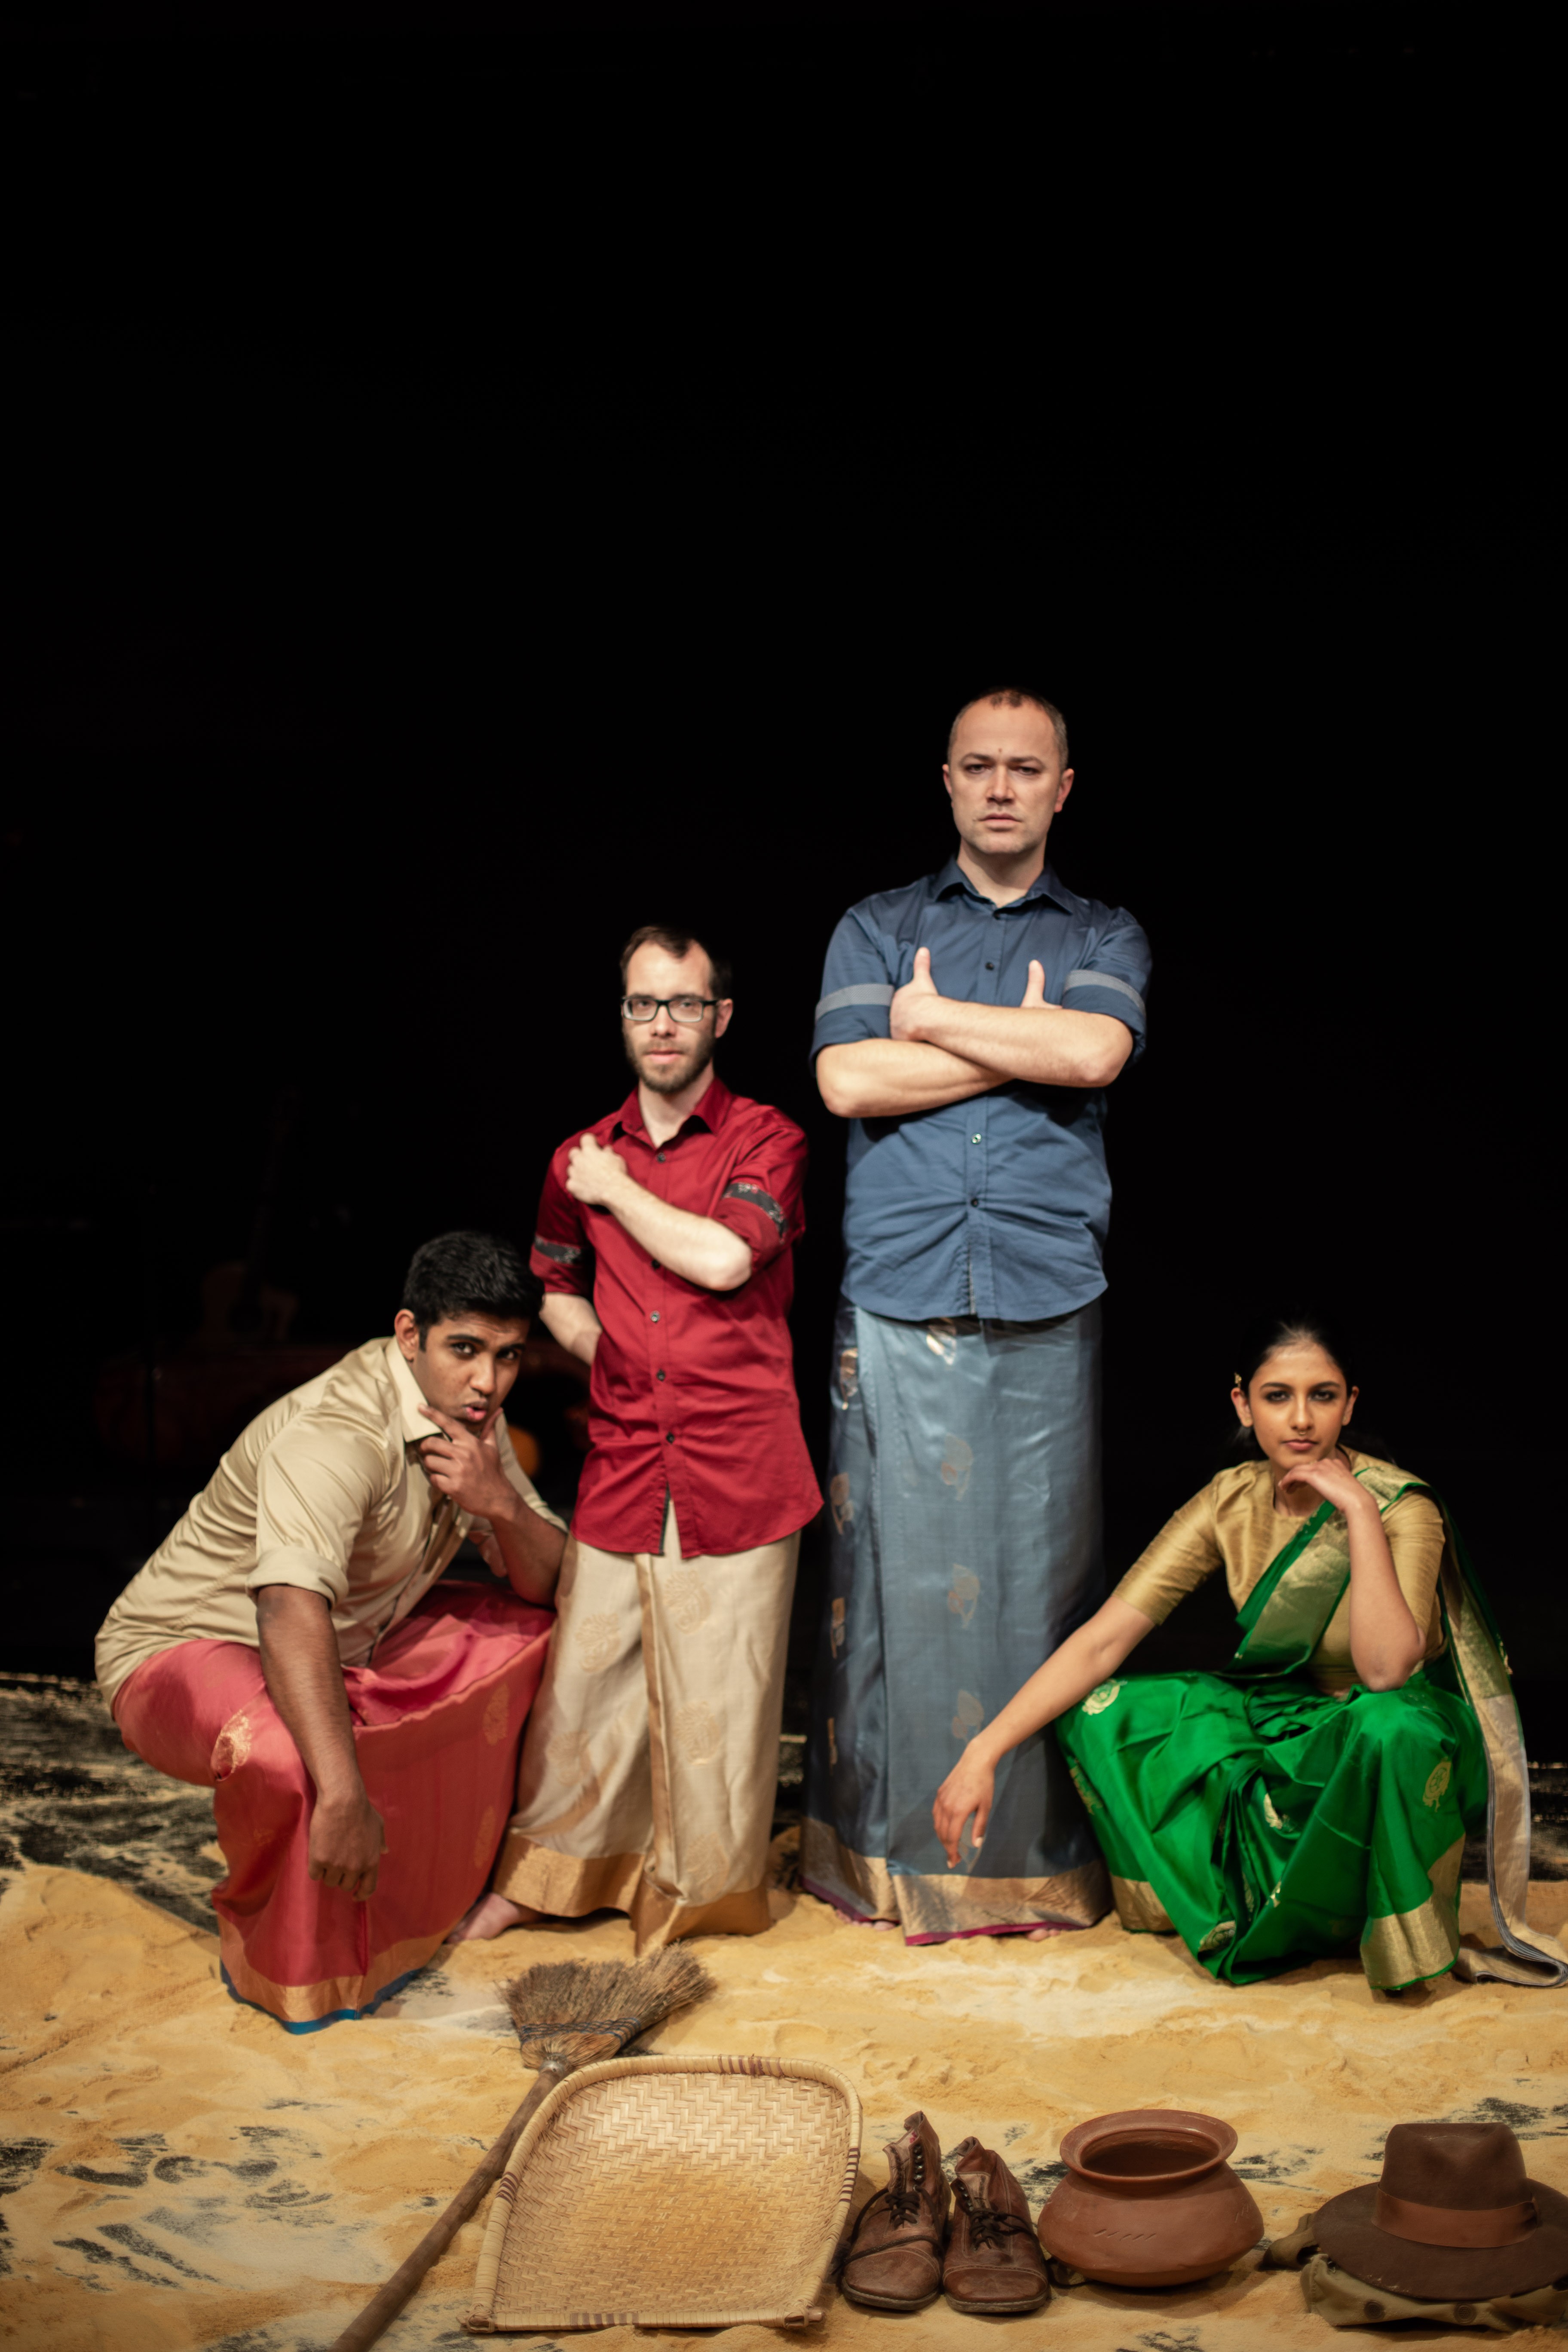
[
  {"xmin": 952, "ymin": 2174, "xmax": 1030, "ymax": 2251},
  {"xmin": 884, "ymin": 2138, "xmax": 925, "ymax": 2227}
]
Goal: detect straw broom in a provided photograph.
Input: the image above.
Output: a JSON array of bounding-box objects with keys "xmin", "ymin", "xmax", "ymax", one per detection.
[{"xmin": 327, "ymin": 1948, "xmax": 715, "ymax": 2352}]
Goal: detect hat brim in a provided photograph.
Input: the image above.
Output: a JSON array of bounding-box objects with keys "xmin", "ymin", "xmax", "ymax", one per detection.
[{"xmin": 1315, "ymin": 2178, "xmax": 1568, "ymax": 2300}]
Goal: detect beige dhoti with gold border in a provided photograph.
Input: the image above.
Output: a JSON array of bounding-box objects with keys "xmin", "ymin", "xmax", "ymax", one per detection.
[{"xmin": 493, "ymin": 1500, "xmax": 799, "ymax": 1953}]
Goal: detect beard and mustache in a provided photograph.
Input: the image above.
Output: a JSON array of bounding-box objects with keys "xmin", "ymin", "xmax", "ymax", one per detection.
[{"xmin": 624, "ymin": 1025, "xmax": 716, "ymax": 1096}]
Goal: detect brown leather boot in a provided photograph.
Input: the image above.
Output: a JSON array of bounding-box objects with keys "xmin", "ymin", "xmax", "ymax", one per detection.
[
  {"xmin": 942, "ymin": 2138, "xmax": 1052, "ymax": 2314},
  {"xmin": 836, "ymin": 2111, "xmax": 950, "ymax": 2309}
]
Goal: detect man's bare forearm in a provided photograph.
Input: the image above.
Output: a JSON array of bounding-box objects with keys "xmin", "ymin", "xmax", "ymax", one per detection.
[
  {"xmin": 485, "ymin": 1489, "xmax": 567, "ymax": 1606},
  {"xmin": 816, "ymin": 1039, "xmax": 1001, "ymax": 1120},
  {"xmin": 254, "ymin": 1584, "xmax": 386, "ymax": 1896},
  {"xmin": 603, "ymin": 1177, "xmax": 752, "ymax": 1291},
  {"xmin": 541, "ymin": 1292, "xmax": 604, "ymax": 1365},
  {"xmin": 255, "ymin": 1585, "xmax": 362, "ymax": 1799},
  {"xmin": 907, "ymin": 1000, "xmax": 1132, "ymax": 1088}
]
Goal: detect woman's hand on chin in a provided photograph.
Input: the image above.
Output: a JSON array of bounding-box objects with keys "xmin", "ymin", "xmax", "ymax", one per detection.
[
  {"xmin": 934, "ymin": 1750, "xmax": 995, "ymax": 1868},
  {"xmin": 1277, "ymin": 1452, "xmax": 1367, "ymax": 1513}
]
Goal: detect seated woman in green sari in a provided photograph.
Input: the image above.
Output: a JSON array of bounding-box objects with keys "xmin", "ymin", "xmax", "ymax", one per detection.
[{"xmin": 933, "ymin": 1314, "xmax": 1563, "ymax": 1994}]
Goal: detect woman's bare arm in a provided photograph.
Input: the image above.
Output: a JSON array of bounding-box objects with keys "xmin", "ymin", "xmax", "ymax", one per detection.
[
  {"xmin": 1279, "ymin": 1458, "xmax": 1425, "ymax": 1690},
  {"xmin": 933, "ymin": 1596, "xmax": 1155, "ymax": 1865}
]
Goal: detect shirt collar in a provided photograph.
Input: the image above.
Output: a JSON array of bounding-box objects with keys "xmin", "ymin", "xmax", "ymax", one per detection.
[
  {"xmin": 612, "ymin": 1071, "xmax": 733, "ymax": 1144},
  {"xmin": 384, "ymin": 1337, "xmax": 438, "ymax": 1449},
  {"xmin": 933, "ymin": 853, "xmax": 1075, "ymax": 913}
]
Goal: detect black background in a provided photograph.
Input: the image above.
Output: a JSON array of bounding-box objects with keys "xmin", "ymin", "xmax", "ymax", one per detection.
[{"xmin": 3, "ymin": 2, "xmax": 1556, "ymax": 1738}]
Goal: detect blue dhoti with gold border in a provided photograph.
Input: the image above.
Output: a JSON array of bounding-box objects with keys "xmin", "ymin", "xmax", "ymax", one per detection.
[{"xmin": 802, "ymin": 1295, "xmax": 1110, "ymax": 1940}]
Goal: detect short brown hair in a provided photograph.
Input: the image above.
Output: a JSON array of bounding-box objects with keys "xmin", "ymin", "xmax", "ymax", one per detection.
[
  {"xmin": 947, "ymin": 687, "xmax": 1069, "ymax": 766},
  {"xmin": 619, "ymin": 924, "xmax": 732, "ymax": 1002}
]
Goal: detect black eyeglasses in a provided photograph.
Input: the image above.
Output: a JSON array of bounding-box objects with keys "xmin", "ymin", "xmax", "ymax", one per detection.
[{"xmin": 620, "ymin": 995, "xmax": 719, "ymax": 1025}]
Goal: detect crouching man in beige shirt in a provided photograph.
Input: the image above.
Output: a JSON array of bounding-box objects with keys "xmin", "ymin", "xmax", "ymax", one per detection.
[{"xmin": 95, "ymin": 1231, "xmax": 565, "ymax": 2030}]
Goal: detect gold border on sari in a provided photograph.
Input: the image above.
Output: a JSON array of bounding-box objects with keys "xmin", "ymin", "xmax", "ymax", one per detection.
[
  {"xmin": 1359, "ymin": 1837, "xmax": 1463, "ymax": 1989},
  {"xmin": 1436, "ymin": 1520, "xmax": 1568, "ymax": 1987},
  {"xmin": 1111, "ymin": 1877, "xmax": 1176, "ymax": 1934}
]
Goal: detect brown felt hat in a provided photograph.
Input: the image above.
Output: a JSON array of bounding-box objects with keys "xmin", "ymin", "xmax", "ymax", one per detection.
[{"xmin": 1315, "ymin": 2121, "xmax": 1568, "ymax": 2300}]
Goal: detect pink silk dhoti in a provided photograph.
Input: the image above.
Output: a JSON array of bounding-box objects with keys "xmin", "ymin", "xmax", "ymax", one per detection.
[{"xmin": 112, "ymin": 1583, "xmax": 554, "ymax": 2030}]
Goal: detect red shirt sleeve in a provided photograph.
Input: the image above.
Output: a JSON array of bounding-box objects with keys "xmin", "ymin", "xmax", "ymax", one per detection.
[
  {"xmin": 529, "ymin": 1151, "xmax": 593, "ymax": 1295},
  {"xmin": 711, "ymin": 1117, "xmax": 808, "ymax": 1274}
]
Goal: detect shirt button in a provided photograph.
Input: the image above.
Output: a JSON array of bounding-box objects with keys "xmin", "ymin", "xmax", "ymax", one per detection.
[
  {"xmin": 656, "ymin": 1369, "xmax": 666, "ymax": 1380},
  {"xmin": 970, "ymin": 1197, "xmax": 980, "ymax": 1207},
  {"xmin": 665, "ymin": 1431, "xmax": 676, "ymax": 1444},
  {"xmin": 971, "ymin": 1133, "xmax": 983, "ymax": 1145},
  {"xmin": 656, "ymin": 1151, "xmax": 666, "ymax": 1162},
  {"xmin": 650, "ymin": 1311, "xmax": 660, "ymax": 1323},
  {"xmin": 651, "ymin": 1258, "xmax": 661, "ymax": 1269},
  {"xmin": 985, "ymin": 961, "xmax": 995, "ymax": 971}
]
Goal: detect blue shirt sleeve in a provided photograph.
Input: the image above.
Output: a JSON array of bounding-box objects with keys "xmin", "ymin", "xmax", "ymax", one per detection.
[
  {"xmin": 811, "ymin": 907, "xmax": 898, "ymax": 1059},
  {"xmin": 1059, "ymin": 905, "xmax": 1152, "ymax": 1063}
]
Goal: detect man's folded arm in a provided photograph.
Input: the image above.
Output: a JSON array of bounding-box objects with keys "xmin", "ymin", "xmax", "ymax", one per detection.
[
  {"xmin": 812, "ymin": 910, "xmax": 1002, "ymax": 1118},
  {"xmin": 815, "ymin": 1037, "xmax": 1002, "ymax": 1119},
  {"xmin": 906, "ymin": 927, "xmax": 1147, "ymax": 1087},
  {"xmin": 709, "ymin": 1121, "xmax": 810, "ymax": 1274},
  {"xmin": 899, "ymin": 998, "xmax": 1135, "ymax": 1088},
  {"xmin": 598, "ymin": 1178, "xmax": 753, "ymax": 1292}
]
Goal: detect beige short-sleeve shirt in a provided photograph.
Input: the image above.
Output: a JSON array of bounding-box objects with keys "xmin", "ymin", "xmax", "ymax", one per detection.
[
  {"xmin": 1112, "ymin": 1450, "xmax": 1446, "ymax": 1691},
  {"xmin": 94, "ymin": 1338, "xmax": 564, "ymax": 1705}
]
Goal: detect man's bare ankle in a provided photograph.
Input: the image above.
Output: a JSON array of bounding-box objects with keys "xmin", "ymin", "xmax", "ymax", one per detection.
[{"xmin": 447, "ymin": 1893, "xmax": 542, "ymax": 1942}]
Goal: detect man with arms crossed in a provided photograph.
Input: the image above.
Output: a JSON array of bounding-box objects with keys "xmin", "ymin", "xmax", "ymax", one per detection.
[
  {"xmin": 462, "ymin": 925, "xmax": 820, "ymax": 1951},
  {"xmin": 96, "ymin": 1233, "xmax": 565, "ymax": 2027},
  {"xmin": 802, "ymin": 688, "xmax": 1151, "ymax": 1942}
]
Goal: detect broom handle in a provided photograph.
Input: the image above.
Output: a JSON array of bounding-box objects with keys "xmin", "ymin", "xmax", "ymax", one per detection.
[{"xmin": 327, "ymin": 2058, "xmax": 570, "ymax": 2352}]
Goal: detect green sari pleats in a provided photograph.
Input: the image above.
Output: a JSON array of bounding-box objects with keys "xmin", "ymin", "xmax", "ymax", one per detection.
[{"xmin": 1058, "ymin": 1475, "xmax": 1566, "ymax": 1992}]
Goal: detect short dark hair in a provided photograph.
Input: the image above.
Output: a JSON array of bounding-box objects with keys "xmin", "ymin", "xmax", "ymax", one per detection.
[
  {"xmin": 619, "ymin": 924, "xmax": 732, "ymax": 1002},
  {"xmin": 948, "ymin": 687, "xmax": 1069, "ymax": 766},
  {"xmin": 399, "ymin": 1231, "xmax": 541, "ymax": 1338}
]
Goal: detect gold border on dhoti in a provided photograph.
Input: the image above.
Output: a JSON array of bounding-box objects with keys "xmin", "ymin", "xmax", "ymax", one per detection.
[{"xmin": 491, "ymin": 1834, "xmax": 772, "ymax": 1954}]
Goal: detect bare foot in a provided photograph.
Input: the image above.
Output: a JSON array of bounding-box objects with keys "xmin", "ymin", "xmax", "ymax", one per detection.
[
  {"xmin": 447, "ymin": 1893, "xmax": 543, "ymax": 1942},
  {"xmin": 830, "ymin": 1904, "xmax": 899, "ymax": 1932},
  {"xmin": 1026, "ymin": 1924, "xmax": 1069, "ymax": 1942}
]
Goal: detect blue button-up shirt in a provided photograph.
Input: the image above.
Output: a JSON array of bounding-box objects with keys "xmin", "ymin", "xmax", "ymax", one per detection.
[{"xmin": 812, "ymin": 857, "xmax": 1151, "ymax": 1322}]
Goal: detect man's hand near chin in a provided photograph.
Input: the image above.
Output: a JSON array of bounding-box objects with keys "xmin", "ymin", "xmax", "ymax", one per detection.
[
  {"xmin": 417, "ymin": 1403, "xmax": 567, "ymax": 1605},
  {"xmin": 416, "ymin": 1403, "xmax": 518, "ymax": 1520}
]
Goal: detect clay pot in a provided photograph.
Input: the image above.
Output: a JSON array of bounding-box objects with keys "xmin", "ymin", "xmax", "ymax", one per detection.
[{"xmin": 1037, "ymin": 2108, "xmax": 1264, "ymax": 2289}]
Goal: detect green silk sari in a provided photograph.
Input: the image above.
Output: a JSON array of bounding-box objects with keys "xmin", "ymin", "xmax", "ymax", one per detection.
[{"xmin": 1057, "ymin": 1464, "xmax": 1566, "ymax": 1992}]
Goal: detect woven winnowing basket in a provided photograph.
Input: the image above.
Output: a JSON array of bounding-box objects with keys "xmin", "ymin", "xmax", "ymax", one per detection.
[{"xmin": 463, "ymin": 2054, "xmax": 862, "ymax": 2333}]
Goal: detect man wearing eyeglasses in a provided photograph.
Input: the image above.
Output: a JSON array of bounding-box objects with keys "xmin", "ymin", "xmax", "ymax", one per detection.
[{"xmin": 454, "ymin": 924, "xmax": 820, "ymax": 1952}]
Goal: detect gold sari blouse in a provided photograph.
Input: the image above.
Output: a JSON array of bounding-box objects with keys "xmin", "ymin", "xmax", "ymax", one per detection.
[{"xmin": 1112, "ymin": 1449, "xmax": 1446, "ymax": 1691}]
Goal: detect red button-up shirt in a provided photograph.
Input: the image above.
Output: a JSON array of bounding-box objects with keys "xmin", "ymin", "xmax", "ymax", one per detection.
[{"xmin": 530, "ymin": 1075, "xmax": 821, "ymax": 1556}]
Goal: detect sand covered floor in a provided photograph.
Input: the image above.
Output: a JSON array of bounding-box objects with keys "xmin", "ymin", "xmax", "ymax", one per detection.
[{"xmin": 3, "ymin": 1862, "xmax": 1566, "ymax": 2352}]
